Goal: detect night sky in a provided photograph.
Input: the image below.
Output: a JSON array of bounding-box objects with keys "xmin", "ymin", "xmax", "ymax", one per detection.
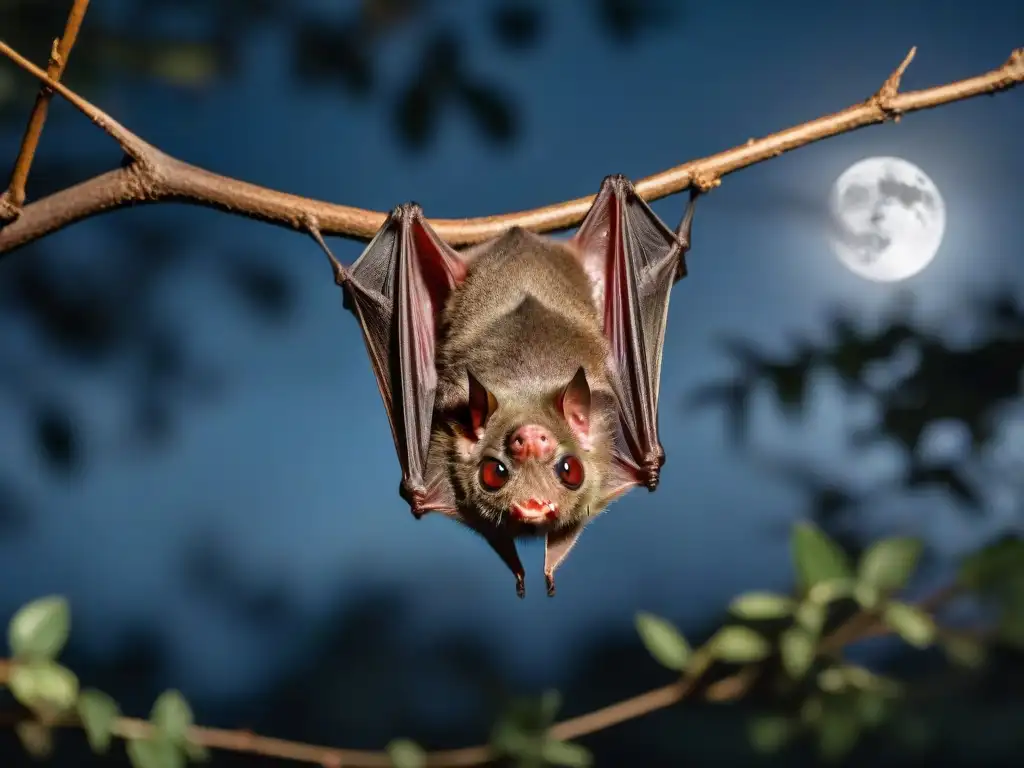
[{"xmin": 1, "ymin": 0, "xmax": 1022, "ymax": 714}]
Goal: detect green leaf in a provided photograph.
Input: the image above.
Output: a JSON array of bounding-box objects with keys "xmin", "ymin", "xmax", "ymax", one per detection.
[
  {"xmin": 747, "ymin": 715, "xmax": 795, "ymax": 754},
  {"xmin": 729, "ymin": 592, "xmax": 796, "ymax": 619},
  {"xmin": 792, "ymin": 523, "xmax": 852, "ymax": 592},
  {"xmin": 8, "ymin": 660, "xmax": 79, "ymax": 714},
  {"xmin": 8, "ymin": 596, "xmax": 70, "ymax": 661},
  {"xmin": 855, "ymin": 690, "xmax": 889, "ymax": 727},
  {"xmin": 541, "ymin": 738, "xmax": 592, "ymax": 767},
  {"xmin": 538, "ymin": 689, "xmax": 562, "ymax": 724},
  {"xmin": 958, "ymin": 536, "xmax": 1024, "ymax": 591},
  {"xmin": 16, "ymin": 720, "xmax": 53, "ymax": 759},
  {"xmin": 807, "ymin": 578, "xmax": 854, "ymax": 605},
  {"xmin": 491, "ymin": 692, "xmax": 561, "ymax": 761},
  {"xmin": 817, "ymin": 667, "xmax": 847, "ymax": 693},
  {"xmin": 858, "ymin": 537, "xmax": 922, "ymax": 593},
  {"xmin": 853, "ymin": 583, "xmax": 880, "ymax": 610},
  {"xmin": 387, "ymin": 739, "xmax": 426, "ymax": 768},
  {"xmin": 882, "ymin": 602, "xmax": 936, "ymax": 649},
  {"xmin": 942, "ymin": 634, "xmax": 987, "ymax": 668},
  {"xmin": 490, "ymin": 718, "xmax": 534, "ymax": 758},
  {"xmin": 999, "ymin": 603, "xmax": 1024, "ymax": 649},
  {"xmin": 183, "ymin": 740, "xmax": 210, "ymax": 763},
  {"xmin": 151, "ymin": 690, "xmax": 193, "ymax": 744},
  {"xmin": 711, "ymin": 626, "xmax": 771, "ymax": 662},
  {"xmin": 841, "ymin": 666, "xmax": 901, "ymax": 695},
  {"xmin": 634, "ymin": 612, "xmax": 691, "ymax": 671},
  {"xmin": 127, "ymin": 737, "xmax": 185, "ymax": 768},
  {"xmin": 800, "ymin": 695, "xmax": 823, "ymax": 726},
  {"xmin": 817, "ymin": 710, "xmax": 860, "ymax": 761},
  {"xmin": 795, "ymin": 601, "xmax": 825, "ymax": 637},
  {"xmin": 77, "ymin": 689, "xmax": 121, "ymax": 754},
  {"xmin": 780, "ymin": 627, "xmax": 816, "ymax": 679}
]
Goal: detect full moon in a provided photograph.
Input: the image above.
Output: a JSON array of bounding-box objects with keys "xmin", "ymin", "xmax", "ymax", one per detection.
[{"xmin": 827, "ymin": 156, "xmax": 946, "ymax": 282}]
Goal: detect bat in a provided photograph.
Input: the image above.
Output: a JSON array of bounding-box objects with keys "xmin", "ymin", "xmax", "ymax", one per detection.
[{"xmin": 337, "ymin": 175, "xmax": 698, "ymax": 597}]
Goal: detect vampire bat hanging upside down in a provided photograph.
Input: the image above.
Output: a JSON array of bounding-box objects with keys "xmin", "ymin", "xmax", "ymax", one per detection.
[{"xmin": 336, "ymin": 175, "xmax": 699, "ymax": 598}]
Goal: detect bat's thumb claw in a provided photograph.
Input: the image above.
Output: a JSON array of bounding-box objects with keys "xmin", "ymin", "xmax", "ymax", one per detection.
[
  {"xmin": 400, "ymin": 481, "xmax": 428, "ymax": 518},
  {"xmin": 640, "ymin": 462, "xmax": 661, "ymax": 491},
  {"xmin": 515, "ymin": 574, "xmax": 526, "ymax": 599}
]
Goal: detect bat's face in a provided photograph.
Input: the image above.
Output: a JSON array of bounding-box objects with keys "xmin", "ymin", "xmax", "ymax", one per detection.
[{"xmin": 449, "ymin": 368, "xmax": 615, "ymax": 531}]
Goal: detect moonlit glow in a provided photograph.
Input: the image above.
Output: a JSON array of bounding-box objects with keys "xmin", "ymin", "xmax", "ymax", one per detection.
[{"xmin": 828, "ymin": 156, "xmax": 946, "ymax": 282}]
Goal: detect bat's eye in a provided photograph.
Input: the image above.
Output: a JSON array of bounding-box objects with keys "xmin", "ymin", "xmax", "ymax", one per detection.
[
  {"xmin": 479, "ymin": 458, "xmax": 509, "ymax": 492},
  {"xmin": 555, "ymin": 455, "xmax": 584, "ymax": 490}
]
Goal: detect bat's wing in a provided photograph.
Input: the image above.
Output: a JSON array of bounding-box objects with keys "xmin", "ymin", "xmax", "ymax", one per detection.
[
  {"xmin": 572, "ymin": 175, "xmax": 697, "ymax": 494},
  {"xmin": 341, "ymin": 204, "xmax": 467, "ymax": 517}
]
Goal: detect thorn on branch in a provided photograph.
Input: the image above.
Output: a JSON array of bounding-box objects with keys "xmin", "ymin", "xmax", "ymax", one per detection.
[
  {"xmin": 870, "ymin": 46, "xmax": 917, "ymax": 119},
  {"xmin": 690, "ymin": 170, "xmax": 721, "ymax": 193},
  {"xmin": 48, "ymin": 39, "xmax": 65, "ymax": 71}
]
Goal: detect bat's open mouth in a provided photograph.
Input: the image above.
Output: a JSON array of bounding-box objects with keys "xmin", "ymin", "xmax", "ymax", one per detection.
[{"xmin": 511, "ymin": 498, "xmax": 558, "ymax": 523}]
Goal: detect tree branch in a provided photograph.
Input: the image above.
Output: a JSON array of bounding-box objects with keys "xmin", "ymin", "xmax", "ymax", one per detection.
[
  {"xmin": 0, "ymin": 584, "xmax": 965, "ymax": 766},
  {"xmin": 0, "ymin": 42, "xmax": 1020, "ymax": 255},
  {"xmin": 0, "ymin": 0, "xmax": 91, "ymax": 222}
]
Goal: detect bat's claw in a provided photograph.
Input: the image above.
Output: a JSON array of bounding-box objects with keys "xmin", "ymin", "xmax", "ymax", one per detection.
[
  {"xmin": 515, "ymin": 573, "xmax": 526, "ymax": 599},
  {"xmin": 545, "ymin": 573, "xmax": 556, "ymax": 597},
  {"xmin": 640, "ymin": 458, "xmax": 663, "ymax": 491},
  {"xmin": 400, "ymin": 481, "xmax": 429, "ymax": 519}
]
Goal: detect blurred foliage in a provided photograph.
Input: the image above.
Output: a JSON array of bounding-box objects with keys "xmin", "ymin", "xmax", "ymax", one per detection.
[
  {"xmin": 3, "ymin": 523, "xmax": 1024, "ymax": 765},
  {"xmin": 689, "ymin": 290, "xmax": 1024, "ymax": 558}
]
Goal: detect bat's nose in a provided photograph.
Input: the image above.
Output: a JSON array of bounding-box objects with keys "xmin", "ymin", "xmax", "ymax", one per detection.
[{"xmin": 508, "ymin": 424, "xmax": 555, "ymax": 462}]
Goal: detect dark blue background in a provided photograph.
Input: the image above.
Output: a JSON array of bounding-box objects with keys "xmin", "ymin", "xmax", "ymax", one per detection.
[{"xmin": 1, "ymin": 1, "xmax": 1022, "ymax": 764}]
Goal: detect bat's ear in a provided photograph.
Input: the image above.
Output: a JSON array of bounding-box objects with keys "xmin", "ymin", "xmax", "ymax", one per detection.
[
  {"xmin": 557, "ymin": 366, "xmax": 592, "ymax": 447},
  {"xmin": 467, "ymin": 370, "xmax": 498, "ymax": 434}
]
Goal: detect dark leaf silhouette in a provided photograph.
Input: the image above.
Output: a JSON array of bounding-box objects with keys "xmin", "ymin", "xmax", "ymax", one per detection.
[
  {"xmin": 906, "ymin": 463, "xmax": 981, "ymax": 510},
  {"xmin": 5, "ymin": 260, "xmax": 119, "ymax": 363},
  {"xmin": 456, "ymin": 80, "xmax": 517, "ymax": 145},
  {"xmin": 693, "ymin": 287, "xmax": 1023, "ymax": 560},
  {"xmin": 181, "ymin": 533, "xmax": 293, "ymax": 628},
  {"xmin": 393, "ymin": 32, "xmax": 464, "ymax": 149},
  {"xmin": 593, "ymin": 0, "xmax": 678, "ymax": 43},
  {"xmin": 293, "ymin": 21, "xmax": 374, "ymax": 97},
  {"xmin": 686, "ymin": 379, "xmax": 752, "ymax": 445},
  {"xmin": 491, "ymin": 2, "xmax": 543, "ymax": 50},
  {"xmin": 764, "ymin": 360, "xmax": 811, "ymax": 415},
  {"xmin": 225, "ymin": 262, "xmax": 293, "ymax": 320},
  {"xmin": 34, "ymin": 403, "xmax": 77, "ymax": 473},
  {"xmin": 395, "ymin": 72, "xmax": 441, "ymax": 149}
]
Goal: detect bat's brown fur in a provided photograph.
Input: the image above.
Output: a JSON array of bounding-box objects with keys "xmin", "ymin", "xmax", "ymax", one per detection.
[{"xmin": 432, "ymin": 228, "xmax": 620, "ymax": 539}]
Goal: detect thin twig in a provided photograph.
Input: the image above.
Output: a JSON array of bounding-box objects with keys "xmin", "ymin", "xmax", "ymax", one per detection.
[
  {"xmin": 0, "ymin": 0, "xmax": 92, "ymax": 222},
  {"xmin": 0, "ymin": 44, "xmax": 1020, "ymax": 254},
  {"xmin": 0, "ymin": 585, "xmax": 962, "ymax": 766}
]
